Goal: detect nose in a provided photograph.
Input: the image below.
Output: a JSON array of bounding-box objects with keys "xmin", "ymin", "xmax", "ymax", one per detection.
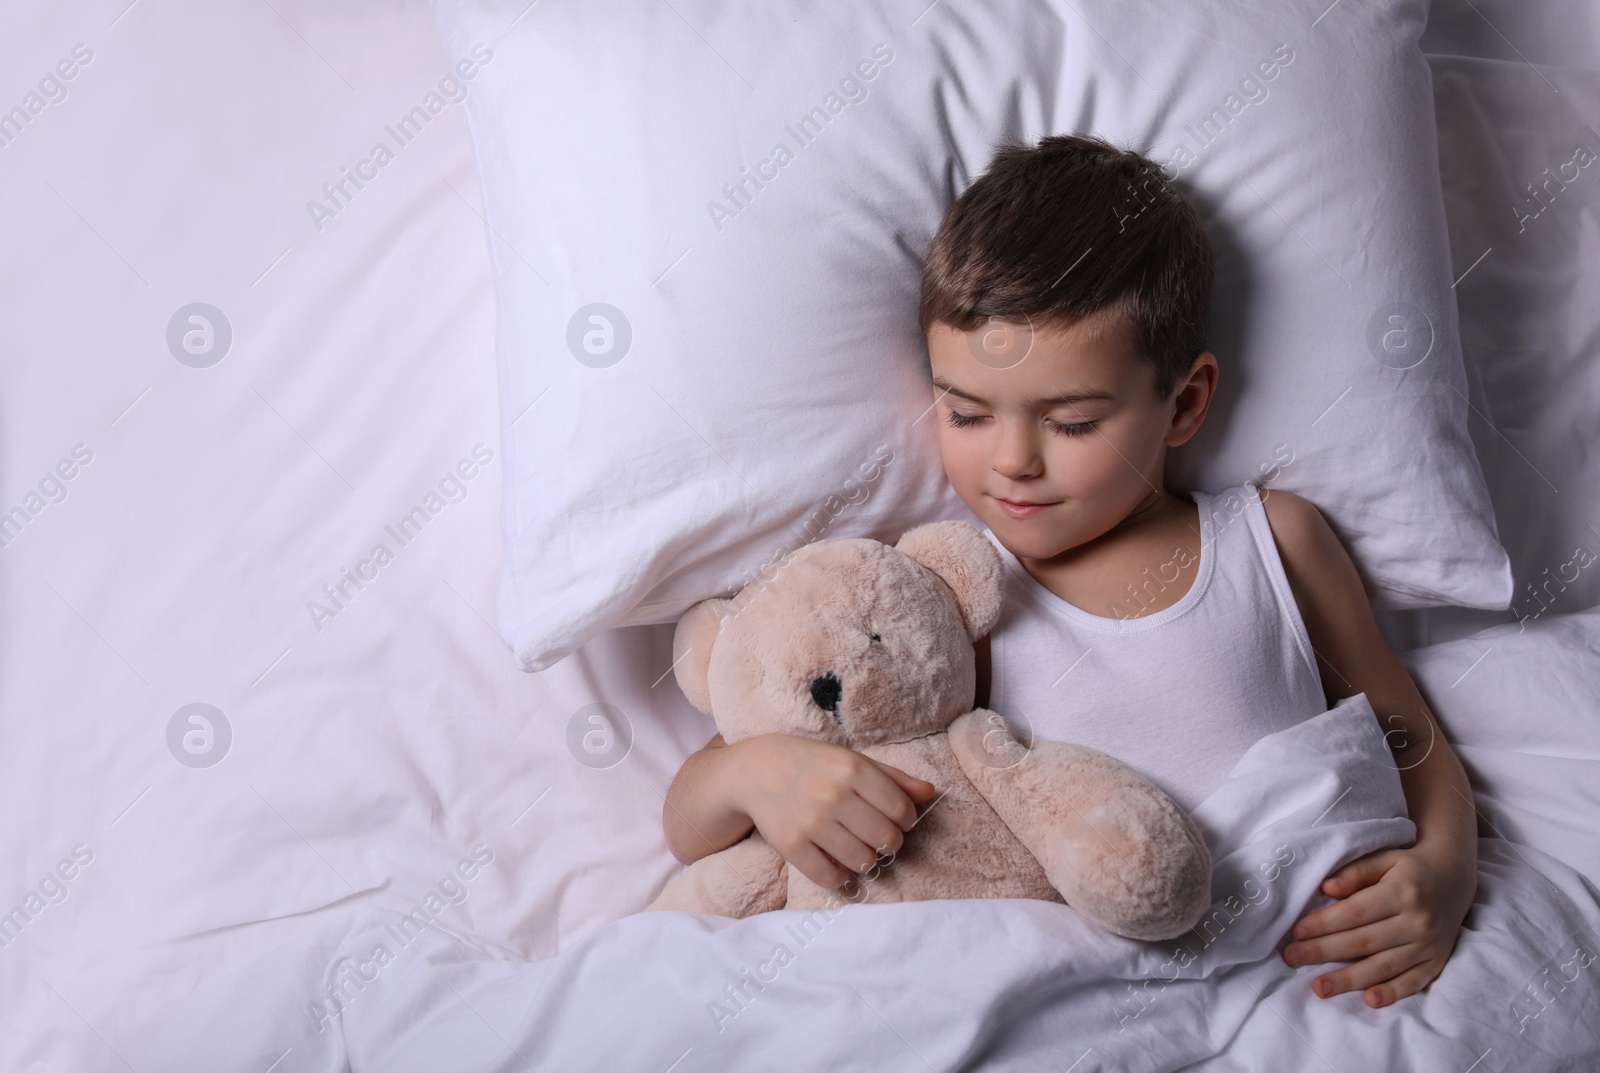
[
  {"xmin": 991, "ymin": 420, "xmax": 1042, "ymax": 481},
  {"xmin": 809, "ymin": 673, "xmax": 842, "ymax": 722}
]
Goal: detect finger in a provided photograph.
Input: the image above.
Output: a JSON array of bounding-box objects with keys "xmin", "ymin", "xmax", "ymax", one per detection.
[
  {"xmin": 835, "ymin": 795, "xmax": 906, "ymax": 859},
  {"xmin": 871, "ymin": 760, "xmax": 938, "ymax": 805},
  {"xmin": 1283, "ymin": 916, "xmax": 1410, "ymax": 968},
  {"xmin": 1363, "ymin": 958, "xmax": 1443, "ymax": 1008},
  {"xmin": 1320, "ymin": 851, "xmax": 1400, "ymax": 898},
  {"xmin": 814, "ymin": 823, "xmax": 880, "ymax": 878},
  {"xmin": 1312, "ymin": 943, "xmax": 1428, "ymax": 1000},
  {"xmin": 1293, "ymin": 886, "xmax": 1397, "ymax": 941},
  {"xmin": 856, "ymin": 766, "xmax": 924, "ymax": 830},
  {"xmin": 787, "ymin": 842, "xmax": 851, "ymax": 890}
]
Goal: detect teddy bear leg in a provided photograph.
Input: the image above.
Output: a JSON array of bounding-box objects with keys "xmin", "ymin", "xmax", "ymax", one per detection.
[
  {"xmin": 645, "ymin": 834, "xmax": 790, "ymax": 917},
  {"xmin": 948, "ymin": 710, "xmax": 1212, "ymax": 941}
]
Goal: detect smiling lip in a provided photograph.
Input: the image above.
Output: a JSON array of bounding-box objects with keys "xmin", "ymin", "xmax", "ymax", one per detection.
[{"xmin": 991, "ymin": 496, "xmax": 1059, "ymax": 519}]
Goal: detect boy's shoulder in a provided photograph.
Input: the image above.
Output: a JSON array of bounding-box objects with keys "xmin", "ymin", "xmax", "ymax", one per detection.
[
  {"xmin": 1257, "ymin": 488, "xmax": 1341, "ymax": 566},
  {"xmin": 1254, "ymin": 488, "xmax": 1372, "ymax": 636}
]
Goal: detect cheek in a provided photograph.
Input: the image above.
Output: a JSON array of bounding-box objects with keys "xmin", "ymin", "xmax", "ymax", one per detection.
[
  {"xmin": 937, "ymin": 429, "xmax": 987, "ymax": 489},
  {"xmin": 1070, "ymin": 413, "xmax": 1163, "ymax": 480},
  {"xmin": 1043, "ymin": 434, "xmax": 1127, "ymax": 494}
]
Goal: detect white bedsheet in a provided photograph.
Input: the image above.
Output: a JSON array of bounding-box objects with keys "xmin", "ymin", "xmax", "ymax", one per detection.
[{"xmin": 3, "ymin": 1, "xmax": 1599, "ymax": 1070}]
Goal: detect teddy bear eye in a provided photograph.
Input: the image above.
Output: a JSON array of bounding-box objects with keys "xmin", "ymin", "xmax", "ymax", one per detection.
[{"xmin": 869, "ymin": 632, "xmax": 882, "ymax": 642}]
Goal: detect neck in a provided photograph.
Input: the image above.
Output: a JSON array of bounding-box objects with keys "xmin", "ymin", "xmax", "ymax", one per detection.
[{"xmin": 1114, "ymin": 483, "xmax": 1177, "ymax": 532}]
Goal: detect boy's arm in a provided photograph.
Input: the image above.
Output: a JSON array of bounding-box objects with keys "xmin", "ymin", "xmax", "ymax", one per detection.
[
  {"xmin": 1262, "ymin": 490, "xmax": 1478, "ymax": 1009},
  {"xmin": 663, "ymin": 731, "xmax": 937, "ymax": 890},
  {"xmin": 663, "ymin": 734, "xmax": 757, "ymax": 862}
]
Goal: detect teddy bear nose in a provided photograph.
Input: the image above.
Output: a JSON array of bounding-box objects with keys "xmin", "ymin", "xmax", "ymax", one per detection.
[{"xmin": 809, "ymin": 673, "xmax": 842, "ymax": 718}]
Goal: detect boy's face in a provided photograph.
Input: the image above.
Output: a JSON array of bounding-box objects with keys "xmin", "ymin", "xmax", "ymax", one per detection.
[{"xmin": 925, "ymin": 309, "xmax": 1211, "ymax": 563}]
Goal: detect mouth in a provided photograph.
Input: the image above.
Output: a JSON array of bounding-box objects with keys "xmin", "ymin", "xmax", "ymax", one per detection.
[{"xmin": 990, "ymin": 495, "xmax": 1060, "ymax": 519}]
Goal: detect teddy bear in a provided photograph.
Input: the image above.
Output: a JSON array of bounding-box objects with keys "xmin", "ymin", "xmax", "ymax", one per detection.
[{"xmin": 647, "ymin": 520, "xmax": 1212, "ymax": 941}]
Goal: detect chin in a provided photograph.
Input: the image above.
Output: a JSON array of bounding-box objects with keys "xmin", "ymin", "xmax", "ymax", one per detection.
[{"xmin": 988, "ymin": 517, "xmax": 1074, "ymax": 561}]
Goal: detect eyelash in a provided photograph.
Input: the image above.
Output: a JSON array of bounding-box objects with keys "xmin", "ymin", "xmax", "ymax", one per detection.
[{"xmin": 944, "ymin": 411, "xmax": 1097, "ymax": 437}]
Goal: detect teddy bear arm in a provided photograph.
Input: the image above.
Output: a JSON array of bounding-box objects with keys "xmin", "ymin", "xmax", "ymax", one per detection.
[
  {"xmin": 948, "ymin": 709, "xmax": 1212, "ymax": 941},
  {"xmin": 645, "ymin": 833, "xmax": 790, "ymax": 917}
]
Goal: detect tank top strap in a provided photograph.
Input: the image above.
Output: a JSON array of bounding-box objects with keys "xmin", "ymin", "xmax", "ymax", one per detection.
[{"xmin": 1229, "ymin": 482, "xmax": 1319, "ymax": 680}]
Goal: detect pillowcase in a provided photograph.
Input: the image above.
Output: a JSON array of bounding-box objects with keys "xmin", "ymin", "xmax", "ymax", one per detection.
[{"xmin": 431, "ymin": 0, "xmax": 1512, "ymax": 671}]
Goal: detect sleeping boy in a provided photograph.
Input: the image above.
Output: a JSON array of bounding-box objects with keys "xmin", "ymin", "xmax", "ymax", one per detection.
[{"xmin": 663, "ymin": 134, "xmax": 1478, "ymax": 1010}]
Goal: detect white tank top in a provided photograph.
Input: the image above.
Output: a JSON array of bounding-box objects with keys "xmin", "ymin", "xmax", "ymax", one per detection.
[{"xmin": 985, "ymin": 483, "xmax": 1327, "ymax": 812}]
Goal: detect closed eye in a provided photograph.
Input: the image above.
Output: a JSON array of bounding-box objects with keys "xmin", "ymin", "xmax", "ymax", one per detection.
[{"xmin": 948, "ymin": 410, "xmax": 1095, "ymax": 436}]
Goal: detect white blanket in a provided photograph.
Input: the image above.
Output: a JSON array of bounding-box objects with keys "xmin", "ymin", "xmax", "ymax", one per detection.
[{"xmin": 127, "ymin": 695, "xmax": 1600, "ymax": 1071}]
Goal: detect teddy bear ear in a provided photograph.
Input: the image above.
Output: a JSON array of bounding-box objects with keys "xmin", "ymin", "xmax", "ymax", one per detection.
[
  {"xmin": 895, "ymin": 521, "xmax": 1005, "ymax": 640},
  {"xmin": 672, "ymin": 597, "xmax": 734, "ymax": 714}
]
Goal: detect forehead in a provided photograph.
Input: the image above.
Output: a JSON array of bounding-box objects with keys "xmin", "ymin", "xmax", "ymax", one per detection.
[{"xmin": 926, "ymin": 308, "xmax": 1146, "ymax": 394}]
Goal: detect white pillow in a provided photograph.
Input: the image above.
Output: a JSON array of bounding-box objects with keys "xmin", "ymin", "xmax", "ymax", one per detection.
[{"xmin": 431, "ymin": 0, "xmax": 1512, "ymax": 671}]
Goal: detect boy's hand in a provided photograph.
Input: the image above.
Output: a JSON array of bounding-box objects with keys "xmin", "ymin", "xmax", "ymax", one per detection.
[
  {"xmin": 732, "ymin": 733, "xmax": 937, "ymax": 889},
  {"xmin": 1280, "ymin": 836, "xmax": 1474, "ymax": 1007}
]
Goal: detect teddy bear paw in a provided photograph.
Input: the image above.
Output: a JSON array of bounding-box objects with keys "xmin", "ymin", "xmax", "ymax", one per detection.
[{"xmin": 949, "ymin": 709, "xmax": 1032, "ymax": 772}]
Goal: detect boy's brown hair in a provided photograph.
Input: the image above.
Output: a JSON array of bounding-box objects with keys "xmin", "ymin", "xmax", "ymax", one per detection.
[{"xmin": 918, "ymin": 133, "xmax": 1214, "ymax": 398}]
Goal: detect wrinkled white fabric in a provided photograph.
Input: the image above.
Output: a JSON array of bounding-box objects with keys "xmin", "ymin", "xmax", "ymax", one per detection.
[{"xmin": 133, "ymin": 697, "xmax": 1600, "ymax": 1071}]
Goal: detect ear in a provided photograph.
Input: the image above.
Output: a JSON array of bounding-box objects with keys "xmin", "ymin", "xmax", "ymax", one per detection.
[
  {"xmin": 1164, "ymin": 350, "xmax": 1218, "ymax": 447},
  {"xmin": 895, "ymin": 521, "xmax": 1004, "ymax": 640},
  {"xmin": 672, "ymin": 597, "xmax": 734, "ymax": 714}
]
